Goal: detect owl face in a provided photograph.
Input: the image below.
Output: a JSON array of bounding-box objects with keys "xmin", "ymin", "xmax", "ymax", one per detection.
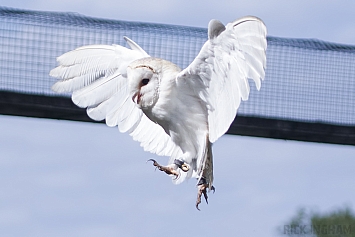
[{"xmin": 127, "ymin": 62, "xmax": 160, "ymax": 109}]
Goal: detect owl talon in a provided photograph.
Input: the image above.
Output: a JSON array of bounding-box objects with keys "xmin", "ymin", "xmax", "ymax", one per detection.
[
  {"xmin": 147, "ymin": 159, "xmax": 179, "ymax": 177},
  {"xmin": 196, "ymin": 183, "xmax": 208, "ymax": 211},
  {"xmin": 195, "ymin": 177, "xmax": 214, "ymax": 210}
]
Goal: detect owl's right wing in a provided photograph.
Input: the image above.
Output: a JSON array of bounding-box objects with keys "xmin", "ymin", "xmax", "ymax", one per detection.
[
  {"xmin": 50, "ymin": 37, "xmax": 182, "ymax": 157},
  {"xmin": 177, "ymin": 17, "xmax": 267, "ymax": 143}
]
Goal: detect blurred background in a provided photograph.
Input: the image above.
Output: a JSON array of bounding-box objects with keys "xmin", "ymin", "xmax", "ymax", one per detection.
[{"xmin": 0, "ymin": 1, "xmax": 354, "ymax": 236}]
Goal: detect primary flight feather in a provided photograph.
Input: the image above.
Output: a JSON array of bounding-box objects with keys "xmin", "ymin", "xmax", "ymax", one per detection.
[{"xmin": 50, "ymin": 16, "xmax": 267, "ymax": 210}]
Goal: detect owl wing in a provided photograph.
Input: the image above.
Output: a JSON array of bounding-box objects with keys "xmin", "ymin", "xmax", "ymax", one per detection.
[
  {"xmin": 177, "ymin": 16, "xmax": 267, "ymax": 143},
  {"xmin": 50, "ymin": 37, "xmax": 182, "ymax": 157}
]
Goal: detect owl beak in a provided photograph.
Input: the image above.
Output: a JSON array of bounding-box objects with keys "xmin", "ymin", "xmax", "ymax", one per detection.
[{"xmin": 132, "ymin": 92, "xmax": 142, "ymax": 104}]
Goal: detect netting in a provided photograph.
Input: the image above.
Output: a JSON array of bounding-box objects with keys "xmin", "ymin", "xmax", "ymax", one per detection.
[{"xmin": 1, "ymin": 7, "xmax": 355, "ymax": 127}]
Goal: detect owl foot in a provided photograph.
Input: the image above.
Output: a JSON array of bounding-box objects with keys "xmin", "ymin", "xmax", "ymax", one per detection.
[
  {"xmin": 196, "ymin": 177, "xmax": 215, "ymax": 211},
  {"xmin": 147, "ymin": 159, "xmax": 179, "ymax": 177}
]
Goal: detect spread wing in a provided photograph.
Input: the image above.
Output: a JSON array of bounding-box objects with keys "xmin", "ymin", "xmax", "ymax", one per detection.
[
  {"xmin": 50, "ymin": 37, "xmax": 182, "ymax": 157},
  {"xmin": 177, "ymin": 16, "xmax": 267, "ymax": 143}
]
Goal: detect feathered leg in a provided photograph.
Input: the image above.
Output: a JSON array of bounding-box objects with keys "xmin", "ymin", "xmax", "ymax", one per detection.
[{"xmin": 196, "ymin": 140, "xmax": 215, "ymax": 210}]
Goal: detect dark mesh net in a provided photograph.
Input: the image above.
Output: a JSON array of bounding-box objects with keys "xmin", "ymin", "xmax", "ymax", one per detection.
[{"xmin": 1, "ymin": 7, "xmax": 355, "ymax": 129}]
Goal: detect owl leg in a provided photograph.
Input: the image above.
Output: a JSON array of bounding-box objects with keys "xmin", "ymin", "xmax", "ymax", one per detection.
[
  {"xmin": 196, "ymin": 177, "xmax": 215, "ymax": 211},
  {"xmin": 173, "ymin": 158, "xmax": 190, "ymax": 172},
  {"xmin": 147, "ymin": 159, "xmax": 179, "ymax": 177}
]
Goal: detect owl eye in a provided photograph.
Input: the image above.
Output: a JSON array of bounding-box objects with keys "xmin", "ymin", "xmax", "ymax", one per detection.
[{"xmin": 141, "ymin": 78, "xmax": 150, "ymax": 86}]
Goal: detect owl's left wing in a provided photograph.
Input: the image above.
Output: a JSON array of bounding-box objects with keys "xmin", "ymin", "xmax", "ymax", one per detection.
[
  {"xmin": 177, "ymin": 16, "xmax": 267, "ymax": 143},
  {"xmin": 50, "ymin": 37, "xmax": 182, "ymax": 157}
]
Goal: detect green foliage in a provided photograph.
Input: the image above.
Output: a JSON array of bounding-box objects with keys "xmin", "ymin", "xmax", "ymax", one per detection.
[
  {"xmin": 311, "ymin": 207, "xmax": 355, "ymax": 237},
  {"xmin": 280, "ymin": 207, "xmax": 355, "ymax": 237}
]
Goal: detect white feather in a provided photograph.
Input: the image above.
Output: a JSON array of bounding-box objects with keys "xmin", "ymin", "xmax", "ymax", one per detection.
[
  {"xmin": 50, "ymin": 37, "xmax": 182, "ymax": 159},
  {"xmin": 178, "ymin": 16, "xmax": 267, "ymax": 143}
]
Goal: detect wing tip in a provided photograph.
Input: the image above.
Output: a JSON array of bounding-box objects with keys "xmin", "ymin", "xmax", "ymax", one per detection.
[
  {"xmin": 233, "ymin": 16, "xmax": 266, "ymax": 26},
  {"xmin": 231, "ymin": 16, "xmax": 267, "ymax": 37},
  {"xmin": 208, "ymin": 19, "xmax": 226, "ymax": 39},
  {"xmin": 123, "ymin": 36, "xmax": 149, "ymax": 57}
]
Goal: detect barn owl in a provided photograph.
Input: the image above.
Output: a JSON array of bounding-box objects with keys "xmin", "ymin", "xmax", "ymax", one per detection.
[{"xmin": 50, "ymin": 16, "xmax": 267, "ymax": 210}]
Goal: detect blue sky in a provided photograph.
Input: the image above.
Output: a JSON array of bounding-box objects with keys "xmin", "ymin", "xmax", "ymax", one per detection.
[
  {"xmin": 1, "ymin": 1, "xmax": 355, "ymax": 237},
  {"xmin": 1, "ymin": 115, "xmax": 354, "ymax": 237}
]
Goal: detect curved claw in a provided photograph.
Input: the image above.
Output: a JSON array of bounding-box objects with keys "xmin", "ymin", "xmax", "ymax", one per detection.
[
  {"xmin": 196, "ymin": 184, "xmax": 208, "ymax": 211},
  {"xmin": 147, "ymin": 159, "xmax": 158, "ymax": 171},
  {"xmin": 172, "ymin": 173, "xmax": 180, "ymax": 180},
  {"xmin": 147, "ymin": 158, "xmax": 157, "ymax": 164}
]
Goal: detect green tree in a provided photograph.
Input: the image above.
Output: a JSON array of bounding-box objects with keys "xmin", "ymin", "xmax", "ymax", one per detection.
[{"xmin": 280, "ymin": 207, "xmax": 355, "ymax": 237}]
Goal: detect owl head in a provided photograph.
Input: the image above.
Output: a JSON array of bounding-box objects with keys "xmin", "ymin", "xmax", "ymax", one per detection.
[{"xmin": 127, "ymin": 57, "xmax": 181, "ymax": 109}]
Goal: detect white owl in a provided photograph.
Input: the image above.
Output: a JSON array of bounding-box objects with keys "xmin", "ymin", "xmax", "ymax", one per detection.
[{"xmin": 50, "ymin": 16, "xmax": 267, "ymax": 210}]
